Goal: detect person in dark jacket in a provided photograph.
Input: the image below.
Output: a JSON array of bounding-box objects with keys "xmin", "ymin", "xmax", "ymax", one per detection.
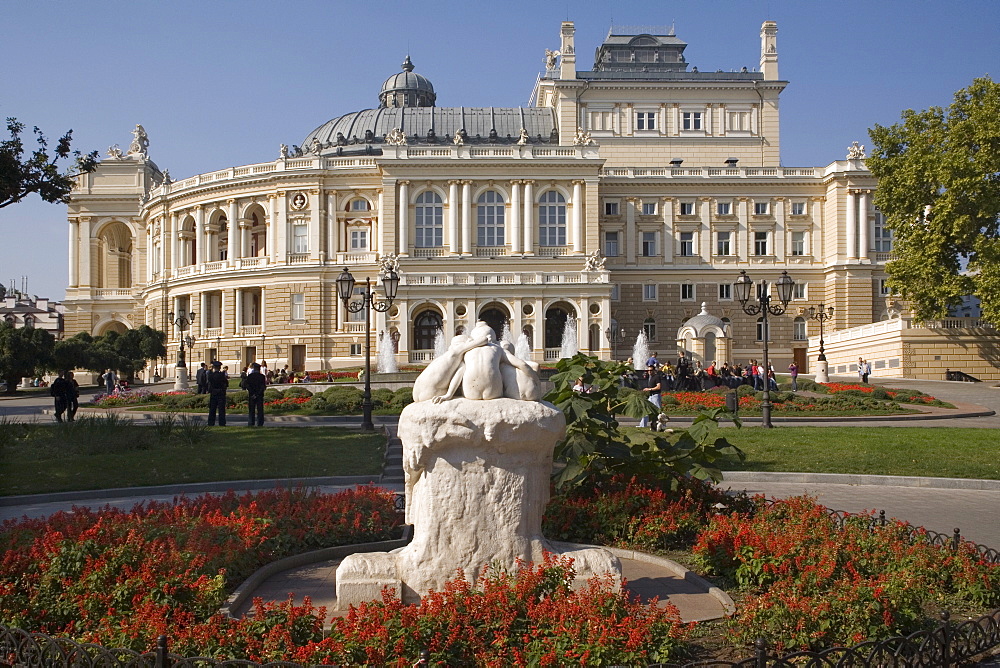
[
  {"xmin": 206, "ymin": 360, "xmax": 229, "ymax": 426},
  {"xmin": 244, "ymin": 362, "xmax": 267, "ymax": 427},
  {"xmin": 50, "ymin": 370, "xmax": 81, "ymax": 423},
  {"xmin": 195, "ymin": 362, "xmax": 208, "ymax": 394}
]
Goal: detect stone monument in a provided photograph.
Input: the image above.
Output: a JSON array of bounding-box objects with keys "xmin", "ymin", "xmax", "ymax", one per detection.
[{"xmin": 336, "ymin": 321, "xmax": 622, "ymax": 606}]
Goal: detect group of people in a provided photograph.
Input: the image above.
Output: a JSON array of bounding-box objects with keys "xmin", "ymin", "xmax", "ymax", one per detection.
[
  {"xmin": 621, "ymin": 353, "xmax": 782, "ymax": 395},
  {"xmin": 192, "ymin": 360, "xmax": 269, "ymax": 427},
  {"xmin": 858, "ymin": 357, "xmax": 872, "ymax": 384},
  {"xmin": 49, "ymin": 370, "xmax": 80, "ymax": 422}
]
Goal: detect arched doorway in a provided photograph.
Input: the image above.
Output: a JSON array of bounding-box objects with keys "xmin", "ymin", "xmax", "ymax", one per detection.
[
  {"xmin": 413, "ymin": 309, "xmax": 443, "ymax": 350},
  {"xmin": 95, "ymin": 221, "xmax": 134, "ymax": 288},
  {"xmin": 478, "ymin": 304, "xmax": 510, "ymax": 341},
  {"xmin": 544, "ymin": 304, "xmax": 574, "ymax": 349}
]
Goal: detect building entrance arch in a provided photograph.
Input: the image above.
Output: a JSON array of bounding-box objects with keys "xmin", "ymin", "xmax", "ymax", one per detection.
[
  {"xmin": 413, "ymin": 309, "xmax": 443, "ymax": 351},
  {"xmin": 544, "ymin": 303, "xmax": 575, "ymax": 349},
  {"xmin": 478, "ymin": 304, "xmax": 510, "ymax": 341}
]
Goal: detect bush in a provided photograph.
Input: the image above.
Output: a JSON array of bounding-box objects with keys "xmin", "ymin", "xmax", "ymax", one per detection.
[
  {"xmin": 794, "ymin": 378, "xmax": 829, "ymax": 393},
  {"xmin": 870, "ymin": 388, "xmax": 891, "ymax": 400},
  {"xmin": 370, "ymin": 388, "xmax": 395, "ymax": 408},
  {"xmin": 391, "ymin": 387, "xmax": 413, "ymax": 408},
  {"xmin": 660, "ymin": 394, "xmax": 679, "ymax": 406},
  {"xmin": 322, "ymin": 386, "xmax": 364, "ymax": 413},
  {"xmin": 229, "ymin": 390, "xmax": 249, "ymax": 405},
  {"xmin": 178, "ymin": 394, "xmax": 210, "ymax": 409},
  {"xmin": 283, "ymin": 386, "xmax": 313, "ymax": 399},
  {"xmin": 737, "ymin": 384, "xmax": 757, "ymax": 397},
  {"xmin": 304, "ymin": 396, "xmax": 328, "ymax": 410},
  {"xmin": 263, "ymin": 388, "xmax": 283, "ymax": 402}
]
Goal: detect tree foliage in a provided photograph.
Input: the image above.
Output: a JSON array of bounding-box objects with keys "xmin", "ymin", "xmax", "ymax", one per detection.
[
  {"xmin": 1, "ymin": 117, "xmax": 99, "ymax": 209},
  {"xmin": 544, "ymin": 353, "xmax": 744, "ymax": 490},
  {"xmin": 867, "ymin": 77, "xmax": 1000, "ymax": 323},
  {"xmin": 0, "ymin": 323, "xmax": 55, "ymax": 393}
]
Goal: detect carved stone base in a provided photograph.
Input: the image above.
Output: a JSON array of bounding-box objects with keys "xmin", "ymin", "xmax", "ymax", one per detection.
[
  {"xmin": 335, "ymin": 398, "xmax": 622, "ymax": 607},
  {"xmin": 814, "ymin": 359, "xmax": 829, "ymax": 383}
]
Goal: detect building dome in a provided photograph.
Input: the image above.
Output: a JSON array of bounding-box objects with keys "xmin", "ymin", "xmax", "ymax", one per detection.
[
  {"xmin": 379, "ymin": 56, "xmax": 436, "ymax": 108},
  {"xmin": 677, "ymin": 303, "xmax": 729, "ymax": 339}
]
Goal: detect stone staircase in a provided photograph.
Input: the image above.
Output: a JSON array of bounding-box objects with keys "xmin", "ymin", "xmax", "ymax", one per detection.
[{"xmin": 380, "ymin": 425, "xmax": 404, "ymax": 486}]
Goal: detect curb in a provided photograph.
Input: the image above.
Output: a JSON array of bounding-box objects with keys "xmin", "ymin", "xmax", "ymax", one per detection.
[{"xmin": 720, "ymin": 470, "xmax": 1000, "ymax": 491}]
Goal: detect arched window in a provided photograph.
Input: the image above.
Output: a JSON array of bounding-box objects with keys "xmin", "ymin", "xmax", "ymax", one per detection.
[
  {"xmin": 793, "ymin": 316, "xmax": 807, "ymax": 340},
  {"xmin": 23, "ymin": 316, "xmax": 33, "ymax": 329},
  {"xmin": 477, "ymin": 191, "xmax": 505, "ymax": 247},
  {"xmin": 413, "ymin": 310, "xmax": 443, "ymax": 350},
  {"xmin": 756, "ymin": 317, "xmax": 769, "ymax": 342},
  {"xmin": 588, "ymin": 323, "xmax": 600, "ymax": 351},
  {"xmin": 544, "ymin": 307, "xmax": 569, "ymax": 348},
  {"xmin": 538, "ymin": 191, "xmax": 566, "ymax": 247},
  {"xmin": 643, "ymin": 317, "xmax": 656, "ymax": 341},
  {"xmin": 349, "ymin": 198, "xmax": 371, "ymax": 211},
  {"xmin": 415, "ymin": 192, "xmax": 443, "ymax": 248},
  {"xmin": 479, "ymin": 306, "xmax": 509, "ymax": 341},
  {"xmin": 522, "ymin": 324, "xmax": 534, "ymax": 349}
]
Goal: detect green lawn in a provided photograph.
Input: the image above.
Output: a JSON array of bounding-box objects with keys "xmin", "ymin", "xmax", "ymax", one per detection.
[
  {"xmin": 716, "ymin": 426, "xmax": 1000, "ymax": 480},
  {"xmin": 0, "ymin": 426, "xmax": 385, "ymax": 496}
]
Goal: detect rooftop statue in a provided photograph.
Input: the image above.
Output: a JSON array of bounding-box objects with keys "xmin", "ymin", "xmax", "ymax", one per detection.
[
  {"xmin": 127, "ymin": 124, "xmax": 148, "ymax": 157},
  {"xmin": 107, "ymin": 144, "xmax": 124, "ymax": 159},
  {"xmin": 847, "ymin": 141, "xmax": 866, "ymax": 160},
  {"xmin": 544, "ymin": 48, "xmax": 560, "ymax": 70}
]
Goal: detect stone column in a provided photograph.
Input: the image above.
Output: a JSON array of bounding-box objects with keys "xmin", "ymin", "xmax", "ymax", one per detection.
[
  {"xmin": 522, "ymin": 180, "xmax": 534, "ymax": 255},
  {"xmin": 169, "ymin": 213, "xmax": 179, "ymax": 272},
  {"xmin": 509, "ymin": 181, "xmax": 521, "ymax": 254},
  {"xmin": 194, "ymin": 206, "xmax": 205, "ymax": 265},
  {"xmin": 398, "ymin": 180, "xmax": 409, "ymax": 255},
  {"xmin": 661, "ymin": 198, "xmax": 674, "ymax": 263},
  {"xmin": 846, "ymin": 190, "xmax": 857, "ymax": 261},
  {"xmin": 376, "ymin": 190, "xmax": 384, "ymax": 254},
  {"xmin": 235, "ymin": 289, "xmax": 243, "ymax": 335},
  {"xmin": 448, "ymin": 181, "xmax": 460, "ymax": 254},
  {"xmin": 309, "ymin": 190, "xmax": 321, "ymax": 259},
  {"xmin": 859, "ymin": 190, "xmax": 871, "ymax": 261},
  {"xmin": 326, "ymin": 191, "xmax": 337, "ymax": 259},
  {"xmin": 260, "ymin": 287, "xmax": 266, "ymax": 333},
  {"xmin": 79, "ymin": 217, "xmax": 92, "ymax": 287},
  {"xmin": 737, "ymin": 198, "xmax": 749, "ymax": 259},
  {"xmin": 227, "ymin": 199, "xmax": 239, "ymax": 262},
  {"xmin": 774, "ymin": 198, "xmax": 785, "ymax": 262},
  {"xmin": 461, "ymin": 181, "xmax": 472, "ymax": 255},
  {"xmin": 68, "ymin": 218, "xmax": 79, "ymax": 288},
  {"xmin": 146, "ymin": 226, "xmax": 153, "ymax": 282},
  {"xmin": 572, "ymin": 180, "xmax": 584, "ymax": 253},
  {"xmin": 699, "ymin": 198, "xmax": 712, "ymax": 259},
  {"xmin": 625, "ymin": 198, "xmax": 637, "ymax": 264}
]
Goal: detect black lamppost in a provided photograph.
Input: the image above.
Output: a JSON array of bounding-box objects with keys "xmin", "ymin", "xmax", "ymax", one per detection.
[
  {"xmin": 806, "ymin": 304, "xmax": 835, "ymax": 382},
  {"xmin": 605, "ymin": 326, "xmax": 626, "ymax": 359},
  {"xmin": 168, "ymin": 306, "xmax": 196, "ymax": 391},
  {"xmin": 337, "ymin": 267, "xmax": 400, "ymax": 431},
  {"xmin": 734, "ymin": 270, "xmax": 795, "ymax": 428},
  {"xmin": 260, "ymin": 332, "xmax": 266, "ymax": 367}
]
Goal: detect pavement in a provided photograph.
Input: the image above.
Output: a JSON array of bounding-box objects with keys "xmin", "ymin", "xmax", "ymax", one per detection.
[{"xmin": 2, "ymin": 374, "xmax": 1000, "ymax": 624}]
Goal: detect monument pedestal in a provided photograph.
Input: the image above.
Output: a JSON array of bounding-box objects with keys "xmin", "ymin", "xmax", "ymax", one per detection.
[
  {"xmin": 336, "ymin": 398, "xmax": 621, "ymax": 607},
  {"xmin": 814, "ymin": 359, "xmax": 829, "ymax": 383}
]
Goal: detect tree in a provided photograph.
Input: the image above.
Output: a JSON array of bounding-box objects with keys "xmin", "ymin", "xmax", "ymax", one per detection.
[
  {"xmin": 545, "ymin": 353, "xmax": 744, "ymax": 490},
  {"xmin": 0, "ymin": 323, "xmax": 55, "ymax": 393},
  {"xmin": 867, "ymin": 77, "xmax": 1000, "ymax": 323},
  {"xmin": 1, "ymin": 117, "xmax": 99, "ymax": 209},
  {"xmin": 113, "ymin": 325, "xmax": 167, "ymax": 381},
  {"xmin": 52, "ymin": 332, "xmax": 95, "ymax": 373}
]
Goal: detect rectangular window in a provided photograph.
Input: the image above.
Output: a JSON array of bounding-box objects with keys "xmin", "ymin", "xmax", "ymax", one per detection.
[
  {"xmin": 604, "ymin": 231, "xmax": 619, "ymax": 257},
  {"xmin": 292, "ymin": 224, "xmax": 308, "ymax": 253},
  {"xmin": 642, "ymin": 232, "xmax": 656, "ymax": 257},
  {"xmin": 643, "ymin": 284, "xmax": 657, "ymax": 301},
  {"xmin": 754, "ymin": 231, "xmax": 769, "ymax": 256},
  {"xmin": 794, "ymin": 319, "xmax": 807, "ymax": 340},
  {"xmin": 681, "ymin": 284, "xmax": 694, "ymax": 300},
  {"xmin": 682, "ymin": 112, "xmax": 703, "ymax": 130},
  {"xmin": 793, "ymin": 282, "xmax": 806, "ymax": 300},
  {"xmin": 350, "ymin": 229, "xmax": 368, "ymax": 251},
  {"xmin": 728, "ymin": 111, "xmax": 750, "ymax": 132},
  {"xmin": 643, "ymin": 320, "xmax": 656, "ymax": 341},
  {"xmin": 604, "ymin": 201, "xmax": 619, "ymax": 215},
  {"xmin": 610, "ymin": 284, "xmax": 620, "ymax": 301},
  {"xmin": 719, "ymin": 283, "xmax": 732, "ymax": 300},
  {"xmin": 290, "ymin": 293, "xmax": 305, "ymax": 321},
  {"xmin": 349, "ymin": 343, "xmax": 362, "ymax": 356},
  {"xmin": 716, "ymin": 230, "xmax": 731, "ymax": 256},
  {"xmin": 679, "ymin": 231, "xmax": 694, "ymax": 256},
  {"xmin": 791, "ymin": 231, "xmax": 806, "ymax": 256},
  {"xmin": 874, "ymin": 212, "xmax": 893, "ymax": 252},
  {"xmin": 717, "ymin": 202, "xmax": 731, "ymax": 216},
  {"xmin": 642, "ymin": 202, "xmax": 657, "ymax": 215},
  {"xmin": 880, "ymin": 278, "xmax": 891, "ymax": 295},
  {"xmin": 679, "ymin": 202, "xmax": 694, "ymax": 216},
  {"xmin": 348, "ymin": 286, "xmax": 366, "ymax": 322},
  {"xmin": 754, "ymin": 201, "xmax": 770, "ymax": 215},
  {"xmin": 636, "ymin": 112, "xmax": 656, "ymax": 130},
  {"xmin": 791, "ymin": 201, "xmax": 806, "ymax": 216}
]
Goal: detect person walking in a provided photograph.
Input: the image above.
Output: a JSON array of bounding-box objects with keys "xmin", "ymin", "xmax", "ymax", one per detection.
[
  {"xmin": 638, "ymin": 362, "xmax": 662, "ymax": 429},
  {"xmin": 102, "ymin": 369, "xmax": 117, "ymax": 395},
  {"xmin": 50, "ymin": 371, "xmax": 70, "ymax": 423},
  {"xmin": 787, "ymin": 362, "xmax": 799, "ymax": 391},
  {"xmin": 244, "ymin": 362, "xmax": 267, "ymax": 427},
  {"xmin": 206, "ymin": 360, "xmax": 229, "ymax": 426}
]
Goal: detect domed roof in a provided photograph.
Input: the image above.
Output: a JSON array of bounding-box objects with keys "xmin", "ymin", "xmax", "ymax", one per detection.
[
  {"xmin": 379, "ymin": 56, "xmax": 436, "ymax": 108},
  {"xmin": 677, "ymin": 303, "xmax": 729, "ymax": 338}
]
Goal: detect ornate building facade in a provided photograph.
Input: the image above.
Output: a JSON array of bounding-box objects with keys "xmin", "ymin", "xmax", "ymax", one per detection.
[{"xmin": 63, "ymin": 21, "xmax": 893, "ymax": 376}]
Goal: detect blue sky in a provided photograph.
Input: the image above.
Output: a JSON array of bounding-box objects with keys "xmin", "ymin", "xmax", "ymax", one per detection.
[{"xmin": 2, "ymin": 0, "xmax": 998, "ymax": 300}]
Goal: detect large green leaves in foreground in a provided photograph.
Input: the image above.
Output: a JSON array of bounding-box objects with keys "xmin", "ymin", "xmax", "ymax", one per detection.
[
  {"xmin": 545, "ymin": 353, "xmax": 744, "ymax": 490},
  {"xmin": 867, "ymin": 76, "xmax": 1000, "ymax": 323}
]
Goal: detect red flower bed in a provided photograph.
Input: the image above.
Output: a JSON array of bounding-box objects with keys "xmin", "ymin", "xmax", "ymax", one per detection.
[{"xmin": 264, "ymin": 396, "xmax": 311, "ymax": 408}]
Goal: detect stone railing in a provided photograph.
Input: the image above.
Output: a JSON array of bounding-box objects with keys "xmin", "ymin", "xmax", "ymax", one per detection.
[
  {"xmin": 240, "ymin": 325, "xmax": 262, "ymax": 336},
  {"xmin": 93, "ymin": 288, "xmax": 133, "ymax": 298},
  {"xmin": 401, "ymin": 271, "xmax": 604, "ymax": 287},
  {"xmin": 601, "ymin": 166, "xmax": 820, "ymax": 179}
]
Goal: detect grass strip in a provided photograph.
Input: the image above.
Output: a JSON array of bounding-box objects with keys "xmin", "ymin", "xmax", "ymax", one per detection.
[{"xmin": 0, "ymin": 426, "xmax": 385, "ymax": 496}]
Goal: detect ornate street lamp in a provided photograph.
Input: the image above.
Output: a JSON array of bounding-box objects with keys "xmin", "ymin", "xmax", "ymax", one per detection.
[
  {"xmin": 605, "ymin": 326, "xmax": 626, "ymax": 359},
  {"xmin": 806, "ymin": 304, "xmax": 835, "ymax": 382},
  {"xmin": 337, "ymin": 266, "xmax": 400, "ymax": 431},
  {"xmin": 733, "ymin": 270, "xmax": 794, "ymax": 428},
  {"xmin": 168, "ymin": 306, "xmax": 196, "ymax": 391}
]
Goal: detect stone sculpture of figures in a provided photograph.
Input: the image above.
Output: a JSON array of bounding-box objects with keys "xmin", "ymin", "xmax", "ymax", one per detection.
[
  {"xmin": 517, "ymin": 127, "xmax": 530, "ymax": 146},
  {"xmin": 544, "ymin": 48, "xmax": 560, "ymax": 70},
  {"xmin": 376, "ymin": 252, "xmax": 400, "ymax": 274},
  {"xmin": 309, "ymin": 138, "xmax": 322, "ymax": 155},
  {"xmin": 584, "ymin": 250, "xmax": 606, "ymax": 272},
  {"xmin": 411, "ymin": 321, "xmax": 541, "ymax": 404},
  {"xmin": 161, "ymin": 169, "xmax": 171, "ymax": 184},
  {"xmin": 847, "ymin": 141, "xmax": 866, "ymax": 160},
  {"xmin": 573, "ymin": 127, "xmax": 595, "ymax": 146},
  {"xmin": 279, "ymin": 144, "xmax": 289, "ymax": 159},
  {"xmin": 452, "ymin": 129, "xmax": 466, "ymax": 146},
  {"xmin": 107, "ymin": 144, "xmax": 124, "ymax": 159},
  {"xmin": 385, "ymin": 128, "xmax": 407, "ymax": 146},
  {"xmin": 127, "ymin": 124, "xmax": 148, "ymax": 156}
]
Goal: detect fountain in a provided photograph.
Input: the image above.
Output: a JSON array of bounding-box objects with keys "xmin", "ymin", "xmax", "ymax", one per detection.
[
  {"xmin": 515, "ymin": 332, "xmax": 532, "ymax": 361},
  {"xmin": 500, "ymin": 321, "xmax": 515, "ymax": 348},
  {"xmin": 559, "ymin": 318, "xmax": 578, "ymax": 359},
  {"xmin": 377, "ymin": 332, "xmax": 398, "ymax": 373},
  {"xmin": 432, "ymin": 327, "xmax": 447, "ymax": 359},
  {"xmin": 632, "ymin": 331, "xmax": 649, "ymax": 370}
]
